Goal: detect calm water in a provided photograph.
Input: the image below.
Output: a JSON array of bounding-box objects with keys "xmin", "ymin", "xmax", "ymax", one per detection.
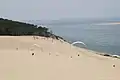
[{"xmin": 42, "ymin": 21, "xmax": 120, "ymax": 55}]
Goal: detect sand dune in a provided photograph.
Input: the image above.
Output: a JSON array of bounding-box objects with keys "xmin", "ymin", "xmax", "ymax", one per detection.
[{"xmin": 0, "ymin": 36, "xmax": 120, "ymax": 80}]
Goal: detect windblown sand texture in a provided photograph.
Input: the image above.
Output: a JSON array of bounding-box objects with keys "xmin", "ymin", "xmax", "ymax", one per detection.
[{"xmin": 0, "ymin": 36, "xmax": 120, "ymax": 80}]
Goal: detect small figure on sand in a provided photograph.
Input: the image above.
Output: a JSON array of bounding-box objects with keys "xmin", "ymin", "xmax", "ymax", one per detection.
[
  {"xmin": 16, "ymin": 48, "xmax": 18, "ymax": 50},
  {"xmin": 33, "ymin": 36, "xmax": 36, "ymax": 40},
  {"xmin": 113, "ymin": 64, "xmax": 115, "ymax": 68},
  {"xmin": 32, "ymin": 53, "xmax": 35, "ymax": 56}
]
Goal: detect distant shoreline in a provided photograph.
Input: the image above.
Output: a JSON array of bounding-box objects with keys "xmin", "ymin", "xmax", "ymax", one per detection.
[{"xmin": 93, "ymin": 22, "xmax": 120, "ymax": 25}]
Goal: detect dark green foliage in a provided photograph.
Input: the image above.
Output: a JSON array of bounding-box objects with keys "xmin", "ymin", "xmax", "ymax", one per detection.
[
  {"xmin": 0, "ymin": 18, "xmax": 65, "ymax": 41},
  {"xmin": 0, "ymin": 18, "xmax": 49, "ymax": 36}
]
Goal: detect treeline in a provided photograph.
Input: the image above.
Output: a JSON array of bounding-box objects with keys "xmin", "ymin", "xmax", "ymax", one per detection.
[{"xmin": 0, "ymin": 18, "xmax": 65, "ymax": 41}]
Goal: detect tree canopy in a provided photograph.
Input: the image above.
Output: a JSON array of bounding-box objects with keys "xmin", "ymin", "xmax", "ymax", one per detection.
[{"xmin": 0, "ymin": 18, "xmax": 66, "ymax": 41}]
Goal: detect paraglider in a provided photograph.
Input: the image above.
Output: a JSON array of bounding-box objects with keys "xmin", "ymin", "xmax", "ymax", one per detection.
[{"xmin": 72, "ymin": 41, "xmax": 86, "ymax": 46}]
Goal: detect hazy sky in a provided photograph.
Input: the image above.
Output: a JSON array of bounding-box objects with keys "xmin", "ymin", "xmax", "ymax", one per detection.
[{"xmin": 0, "ymin": 0, "xmax": 120, "ymax": 20}]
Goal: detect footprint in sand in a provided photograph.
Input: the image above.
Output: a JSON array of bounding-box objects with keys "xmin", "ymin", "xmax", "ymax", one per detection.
[
  {"xmin": 49, "ymin": 53, "xmax": 51, "ymax": 55},
  {"xmin": 55, "ymin": 52, "xmax": 59, "ymax": 56}
]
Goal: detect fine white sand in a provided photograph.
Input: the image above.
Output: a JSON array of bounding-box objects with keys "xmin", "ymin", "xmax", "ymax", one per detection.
[{"xmin": 0, "ymin": 36, "xmax": 120, "ymax": 80}]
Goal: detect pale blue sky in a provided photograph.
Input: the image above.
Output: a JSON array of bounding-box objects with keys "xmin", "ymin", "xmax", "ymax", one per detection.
[{"xmin": 0, "ymin": 0, "xmax": 120, "ymax": 20}]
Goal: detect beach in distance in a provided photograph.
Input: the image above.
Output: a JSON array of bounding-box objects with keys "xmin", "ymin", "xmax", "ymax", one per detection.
[{"xmin": 0, "ymin": 36, "xmax": 120, "ymax": 80}]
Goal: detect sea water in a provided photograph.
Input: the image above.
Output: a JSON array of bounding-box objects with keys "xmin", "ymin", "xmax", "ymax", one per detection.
[{"xmin": 41, "ymin": 21, "xmax": 120, "ymax": 55}]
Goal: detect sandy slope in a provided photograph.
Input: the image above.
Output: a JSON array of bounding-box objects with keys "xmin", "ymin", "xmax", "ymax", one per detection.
[{"xmin": 0, "ymin": 36, "xmax": 120, "ymax": 80}]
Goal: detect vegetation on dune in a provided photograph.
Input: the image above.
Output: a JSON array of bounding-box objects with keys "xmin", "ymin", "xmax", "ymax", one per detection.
[{"xmin": 0, "ymin": 18, "xmax": 65, "ymax": 41}]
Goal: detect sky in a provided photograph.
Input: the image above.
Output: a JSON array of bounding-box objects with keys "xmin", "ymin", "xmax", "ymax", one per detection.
[{"xmin": 0, "ymin": 0, "xmax": 120, "ymax": 20}]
